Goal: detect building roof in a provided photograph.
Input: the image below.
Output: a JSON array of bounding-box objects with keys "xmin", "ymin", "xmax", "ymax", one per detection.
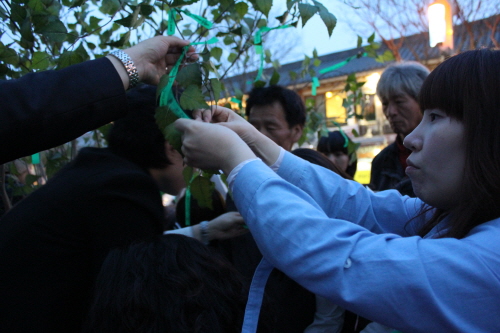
[{"xmin": 224, "ymin": 14, "xmax": 500, "ymax": 93}]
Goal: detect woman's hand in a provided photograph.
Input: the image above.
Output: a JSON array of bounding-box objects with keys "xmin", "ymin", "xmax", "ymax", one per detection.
[
  {"xmin": 192, "ymin": 106, "xmax": 281, "ymax": 166},
  {"xmin": 174, "ymin": 119, "xmax": 256, "ymax": 174}
]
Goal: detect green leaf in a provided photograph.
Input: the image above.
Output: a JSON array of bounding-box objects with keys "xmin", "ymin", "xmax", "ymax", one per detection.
[
  {"xmin": 38, "ymin": 19, "xmax": 68, "ymax": 43},
  {"xmin": 57, "ymin": 49, "xmax": 84, "ymax": 69},
  {"xmin": 298, "ymin": 3, "xmax": 317, "ymax": 27},
  {"xmin": 357, "ymin": 35, "xmax": 362, "ymax": 48},
  {"xmin": 165, "ymin": 123, "xmax": 183, "ymax": 153},
  {"xmin": 115, "ymin": 14, "xmax": 134, "ymax": 27},
  {"xmin": 177, "ymin": 63, "xmax": 203, "ymax": 88},
  {"xmin": 253, "ymin": 80, "xmax": 266, "ymax": 88},
  {"xmin": 235, "ymin": 2, "xmax": 248, "ymax": 17},
  {"xmin": 275, "ymin": 11, "xmax": 288, "ymax": 24},
  {"xmin": 0, "ymin": 43, "xmax": 19, "ymax": 65},
  {"xmin": 140, "ymin": 4, "xmax": 154, "ymax": 16},
  {"xmin": 227, "ymin": 52, "xmax": 238, "ymax": 63},
  {"xmin": 210, "ymin": 46, "xmax": 223, "ymax": 62},
  {"xmin": 312, "ymin": 48, "xmax": 318, "ymax": 58},
  {"xmin": 313, "ymin": 58, "xmax": 321, "ymax": 67},
  {"xmin": 190, "ymin": 175, "xmax": 215, "ymax": 209},
  {"xmin": 289, "ymin": 70, "xmax": 297, "ymax": 81},
  {"xmin": 255, "ymin": 0, "xmax": 272, "ymax": 17},
  {"xmin": 31, "ymin": 51, "xmax": 51, "ymax": 70},
  {"xmin": 313, "ymin": 1, "xmax": 336, "ymax": 37},
  {"xmin": 156, "ymin": 104, "xmax": 175, "ymax": 130},
  {"xmin": 28, "ymin": 0, "xmax": 45, "ymax": 14},
  {"xmin": 10, "ymin": 3, "xmax": 27, "ymax": 26},
  {"xmin": 368, "ymin": 32, "xmax": 375, "ymax": 43},
  {"xmin": 180, "ymin": 85, "xmax": 209, "ymax": 110},
  {"xmin": 100, "ymin": 0, "xmax": 121, "ymax": 15},
  {"xmin": 209, "ymin": 78, "xmax": 223, "ymax": 102},
  {"xmin": 171, "ymin": 0, "xmax": 201, "ymax": 7},
  {"xmin": 182, "ymin": 167, "xmax": 195, "ymax": 187},
  {"xmin": 270, "ymin": 70, "xmax": 280, "ymax": 85},
  {"xmin": 287, "ymin": 0, "xmax": 299, "ymax": 11}
]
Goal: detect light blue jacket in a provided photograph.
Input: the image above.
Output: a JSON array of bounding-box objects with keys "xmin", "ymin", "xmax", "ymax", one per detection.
[{"xmin": 232, "ymin": 152, "xmax": 500, "ymax": 333}]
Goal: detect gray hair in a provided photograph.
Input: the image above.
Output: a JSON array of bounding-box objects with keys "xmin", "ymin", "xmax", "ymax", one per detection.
[{"xmin": 376, "ymin": 61, "xmax": 430, "ymax": 101}]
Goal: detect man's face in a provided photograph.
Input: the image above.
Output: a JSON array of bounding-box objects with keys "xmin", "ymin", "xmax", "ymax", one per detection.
[
  {"xmin": 381, "ymin": 93, "xmax": 422, "ymax": 137},
  {"xmin": 248, "ymin": 101, "xmax": 303, "ymax": 151}
]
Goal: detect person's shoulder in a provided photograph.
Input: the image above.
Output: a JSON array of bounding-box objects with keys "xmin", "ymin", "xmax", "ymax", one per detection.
[
  {"xmin": 372, "ymin": 141, "xmax": 398, "ymax": 162},
  {"xmin": 53, "ymin": 147, "xmax": 153, "ymax": 189}
]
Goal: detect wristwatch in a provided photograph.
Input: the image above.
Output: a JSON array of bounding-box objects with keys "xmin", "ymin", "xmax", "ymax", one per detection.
[{"xmin": 109, "ymin": 50, "xmax": 139, "ymax": 89}]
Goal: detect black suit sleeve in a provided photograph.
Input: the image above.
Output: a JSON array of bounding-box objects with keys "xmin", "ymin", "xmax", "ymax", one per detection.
[{"xmin": 0, "ymin": 57, "xmax": 128, "ymax": 164}]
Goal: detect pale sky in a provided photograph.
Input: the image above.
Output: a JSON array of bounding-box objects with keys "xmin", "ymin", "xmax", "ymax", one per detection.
[{"xmin": 270, "ymin": 0, "xmax": 365, "ymax": 62}]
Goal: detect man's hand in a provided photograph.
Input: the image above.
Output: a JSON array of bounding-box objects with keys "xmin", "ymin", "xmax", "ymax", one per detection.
[
  {"xmin": 121, "ymin": 36, "xmax": 198, "ymax": 86},
  {"xmin": 207, "ymin": 212, "xmax": 248, "ymax": 241}
]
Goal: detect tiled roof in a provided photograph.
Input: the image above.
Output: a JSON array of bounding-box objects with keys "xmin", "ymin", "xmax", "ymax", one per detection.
[{"xmin": 224, "ymin": 15, "xmax": 500, "ymax": 92}]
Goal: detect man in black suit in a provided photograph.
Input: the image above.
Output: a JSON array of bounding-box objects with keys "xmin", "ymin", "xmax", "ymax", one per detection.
[
  {"xmin": 0, "ymin": 36, "xmax": 196, "ymax": 165},
  {"xmin": 0, "ymin": 85, "xmax": 186, "ymax": 332}
]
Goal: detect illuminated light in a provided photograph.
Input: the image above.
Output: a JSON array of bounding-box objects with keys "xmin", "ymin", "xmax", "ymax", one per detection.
[
  {"xmin": 363, "ymin": 72, "xmax": 381, "ymax": 94},
  {"xmin": 325, "ymin": 91, "xmax": 333, "ymax": 99},
  {"xmin": 428, "ymin": 0, "xmax": 454, "ymax": 50},
  {"xmin": 428, "ymin": 4, "xmax": 446, "ymax": 47}
]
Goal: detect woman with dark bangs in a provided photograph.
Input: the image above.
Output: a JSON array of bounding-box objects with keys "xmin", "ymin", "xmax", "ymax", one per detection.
[{"xmin": 174, "ymin": 49, "xmax": 500, "ymax": 332}]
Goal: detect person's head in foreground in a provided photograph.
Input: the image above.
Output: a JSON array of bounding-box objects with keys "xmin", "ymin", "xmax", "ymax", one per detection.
[
  {"xmin": 84, "ymin": 234, "xmax": 246, "ymax": 333},
  {"xmin": 403, "ymin": 49, "xmax": 500, "ymax": 238}
]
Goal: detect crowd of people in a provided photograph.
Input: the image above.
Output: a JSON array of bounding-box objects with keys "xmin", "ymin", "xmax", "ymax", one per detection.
[{"xmin": 1, "ymin": 34, "xmax": 500, "ymax": 333}]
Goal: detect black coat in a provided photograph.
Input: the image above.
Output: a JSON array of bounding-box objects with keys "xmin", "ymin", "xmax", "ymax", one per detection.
[
  {"xmin": 369, "ymin": 141, "xmax": 415, "ymax": 197},
  {"xmin": 0, "ymin": 148, "xmax": 165, "ymax": 332},
  {"xmin": 0, "ymin": 57, "xmax": 127, "ymax": 164}
]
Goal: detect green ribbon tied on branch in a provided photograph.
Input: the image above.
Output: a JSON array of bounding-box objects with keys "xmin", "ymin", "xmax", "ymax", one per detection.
[
  {"xmin": 311, "ymin": 52, "xmax": 367, "ymax": 96},
  {"xmin": 31, "ymin": 153, "xmax": 40, "ymax": 164},
  {"xmin": 168, "ymin": 8, "xmax": 213, "ymax": 36},
  {"xmin": 254, "ymin": 25, "xmax": 291, "ymax": 82}
]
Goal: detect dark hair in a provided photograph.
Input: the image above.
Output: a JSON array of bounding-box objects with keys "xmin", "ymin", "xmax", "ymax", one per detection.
[
  {"xmin": 292, "ymin": 148, "xmax": 352, "ymax": 180},
  {"xmin": 84, "ymin": 234, "xmax": 246, "ymax": 333},
  {"xmin": 245, "ymin": 85, "xmax": 306, "ymax": 127},
  {"xmin": 416, "ymin": 49, "xmax": 500, "ymax": 238},
  {"xmin": 107, "ymin": 84, "xmax": 170, "ymax": 169},
  {"xmin": 317, "ymin": 131, "xmax": 357, "ymax": 177}
]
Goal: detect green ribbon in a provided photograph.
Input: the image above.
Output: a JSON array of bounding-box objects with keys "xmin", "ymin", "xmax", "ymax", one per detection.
[
  {"xmin": 176, "ymin": 8, "xmax": 213, "ymax": 29},
  {"xmin": 190, "ymin": 36, "xmax": 219, "ymax": 46},
  {"xmin": 311, "ymin": 52, "xmax": 367, "ymax": 97},
  {"xmin": 185, "ymin": 187, "xmax": 191, "ymax": 226},
  {"xmin": 31, "ymin": 153, "xmax": 40, "ymax": 164},
  {"xmin": 158, "ymin": 46, "xmax": 190, "ymax": 119},
  {"xmin": 332, "ymin": 120, "xmax": 349, "ymax": 148},
  {"xmin": 230, "ymin": 97, "xmax": 243, "ymax": 110},
  {"xmin": 319, "ymin": 52, "xmax": 367, "ymax": 75},
  {"xmin": 311, "ymin": 76, "xmax": 320, "ymax": 96},
  {"xmin": 167, "ymin": 9, "xmax": 176, "ymax": 36},
  {"xmin": 254, "ymin": 25, "xmax": 291, "ymax": 82}
]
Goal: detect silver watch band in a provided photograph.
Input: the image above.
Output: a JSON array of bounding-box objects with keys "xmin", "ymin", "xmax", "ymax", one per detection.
[{"xmin": 109, "ymin": 50, "xmax": 139, "ymax": 89}]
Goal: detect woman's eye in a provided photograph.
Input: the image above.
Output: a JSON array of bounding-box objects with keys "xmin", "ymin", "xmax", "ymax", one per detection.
[{"xmin": 429, "ymin": 113, "xmax": 437, "ymax": 121}]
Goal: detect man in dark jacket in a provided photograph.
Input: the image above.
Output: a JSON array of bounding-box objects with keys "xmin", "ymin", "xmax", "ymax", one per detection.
[
  {"xmin": 369, "ymin": 62, "xmax": 430, "ymax": 197},
  {"xmin": 0, "ymin": 85, "xmax": 185, "ymax": 332}
]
